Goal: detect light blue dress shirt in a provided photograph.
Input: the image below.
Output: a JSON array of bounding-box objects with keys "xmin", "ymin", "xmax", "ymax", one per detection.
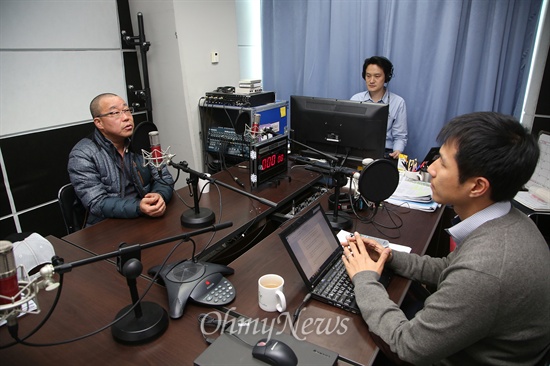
[
  {"xmin": 351, "ymin": 89, "xmax": 408, "ymax": 153},
  {"xmin": 446, "ymin": 201, "xmax": 512, "ymax": 247}
]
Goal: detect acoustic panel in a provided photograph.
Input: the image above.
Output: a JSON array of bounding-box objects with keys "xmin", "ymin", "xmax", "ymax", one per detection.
[
  {"xmin": 0, "ymin": 122, "xmax": 95, "ymax": 212},
  {"xmin": 18, "ymin": 202, "xmax": 66, "ymax": 239},
  {"xmin": 0, "ymin": 217, "xmax": 17, "ymax": 240}
]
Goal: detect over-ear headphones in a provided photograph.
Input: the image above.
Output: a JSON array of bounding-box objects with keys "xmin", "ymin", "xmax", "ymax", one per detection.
[
  {"xmin": 361, "ymin": 56, "xmax": 394, "ymax": 83},
  {"xmin": 216, "ymin": 86, "xmax": 235, "ymax": 93}
]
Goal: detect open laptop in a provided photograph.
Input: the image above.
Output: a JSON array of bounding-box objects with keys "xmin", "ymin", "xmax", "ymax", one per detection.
[{"xmin": 278, "ymin": 203, "xmax": 391, "ymax": 314}]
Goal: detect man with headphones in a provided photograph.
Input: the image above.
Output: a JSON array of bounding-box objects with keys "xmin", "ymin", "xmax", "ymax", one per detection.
[{"xmin": 351, "ymin": 56, "xmax": 408, "ymax": 160}]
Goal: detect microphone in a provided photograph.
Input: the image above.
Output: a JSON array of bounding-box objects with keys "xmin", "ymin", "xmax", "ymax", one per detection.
[
  {"xmin": 0, "ymin": 240, "xmax": 59, "ymax": 326},
  {"xmin": 0, "ymin": 241, "xmax": 19, "ymax": 308},
  {"xmin": 251, "ymin": 114, "xmax": 260, "ymax": 137},
  {"xmin": 141, "ymin": 130, "xmax": 175, "ymax": 169},
  {"xmin": 149, "ymin": 131, "xmax": 163, "ymax": 166}
]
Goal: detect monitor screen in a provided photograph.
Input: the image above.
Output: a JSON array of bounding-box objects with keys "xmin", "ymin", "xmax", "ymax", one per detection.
[{"xmin": 290, "ymin": 96, "xmax": 388, "ymax": 167}]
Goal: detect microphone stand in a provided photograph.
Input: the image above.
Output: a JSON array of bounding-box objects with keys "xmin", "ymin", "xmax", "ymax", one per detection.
[
  {"xmin": 169, "ymin": 160, "xmax": 277, "ymax": 228},
  {"xmin": 289, "ymin": 138, "xmax": 354, "ymax": 231},
  {"xmin": 50, "ymin": 221, "xmax": 233, "ymax": 344}
]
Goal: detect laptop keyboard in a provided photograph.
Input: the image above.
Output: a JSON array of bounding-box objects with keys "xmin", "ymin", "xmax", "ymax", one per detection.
[{"xmin": 314, "ymin": 260, "xmax": 356, "ymax": 309}]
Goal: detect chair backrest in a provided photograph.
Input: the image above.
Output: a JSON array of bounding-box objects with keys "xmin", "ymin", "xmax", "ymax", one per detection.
[{"xmin": 58, "ymin": 183, "xmax": 86, "ymax": 235}]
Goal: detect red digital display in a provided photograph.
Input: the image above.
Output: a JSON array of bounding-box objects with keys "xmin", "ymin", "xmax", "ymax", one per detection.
[
  {"xmin": 250, "ymin": 134, "xmax": 288, "ymax": 188},
  {"xmin": 261, "ymin": 153, "xmax": 286, "ymax": 171}
]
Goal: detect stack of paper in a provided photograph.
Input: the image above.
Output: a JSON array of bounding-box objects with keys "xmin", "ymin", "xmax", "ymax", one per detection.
[
  {"xmin": 385, "ymin": 179, "xmax": 440, "ymax": 212},
  {"xmin": 390, "ymin": 179, "xmax": 432, "ymax": 201},
  {"xmin": 514, "ymin": 190, "xmax": 550, "ymax": 212}
]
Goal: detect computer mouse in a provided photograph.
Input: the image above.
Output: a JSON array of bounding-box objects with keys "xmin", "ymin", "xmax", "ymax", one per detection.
[{"xmin": 252, "ymin": 338, "xmax": 298, "ymax": 366}]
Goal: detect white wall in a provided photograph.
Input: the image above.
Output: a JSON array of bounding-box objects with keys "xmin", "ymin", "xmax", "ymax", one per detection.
[{"xmin": 128, "ymin": 0, "xmax": 241, "ymax": 188}]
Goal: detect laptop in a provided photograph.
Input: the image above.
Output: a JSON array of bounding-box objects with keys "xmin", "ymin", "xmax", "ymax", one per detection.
[{"xmin": 278, "ymin": 204, "xmax": 391, "ymax": 314}]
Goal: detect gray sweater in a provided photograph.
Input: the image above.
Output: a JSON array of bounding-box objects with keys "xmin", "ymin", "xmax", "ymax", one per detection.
[{"xmin": 353, "ymin": 207, "xmax": 550, "ymax": 365}]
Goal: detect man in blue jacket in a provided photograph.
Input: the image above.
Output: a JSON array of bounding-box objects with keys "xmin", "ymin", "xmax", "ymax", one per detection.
[{"xmin": 68, "ymin": 93, "xmax": 174, "ymax": 227}]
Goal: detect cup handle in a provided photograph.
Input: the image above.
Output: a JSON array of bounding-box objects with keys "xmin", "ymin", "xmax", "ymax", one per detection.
[{"xmin": 275, "ymin": 290, "xmax": 286, "ymax": 312}]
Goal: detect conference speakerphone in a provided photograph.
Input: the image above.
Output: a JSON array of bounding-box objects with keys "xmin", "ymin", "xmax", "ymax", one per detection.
[
  {"xmin": 148, "ymin": 260, "xmax": 235, "ymax": 319},
  {"xmin": 204, "ymin": 91, "xmax": 275, "ymax": 107}
]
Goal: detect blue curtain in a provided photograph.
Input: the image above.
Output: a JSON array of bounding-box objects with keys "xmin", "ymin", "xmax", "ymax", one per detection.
[{"xmin": 261, "ymin": 0, "xmax": 542, "ymax": 161}]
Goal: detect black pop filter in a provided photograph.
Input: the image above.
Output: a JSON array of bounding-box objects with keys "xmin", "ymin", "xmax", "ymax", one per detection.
[
  {"xmin": 358, "ymin": 159, "xmax": 399, "ymax": 204},
  {"xmin": 233, "ymin": 111, "xmax": 248, "ymax": 136},
  {"xmin": 130, "ymin": 121, "xmax": 158, "ymax": 154}
]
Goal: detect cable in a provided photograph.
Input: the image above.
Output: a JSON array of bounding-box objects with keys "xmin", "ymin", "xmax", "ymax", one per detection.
[
  {"xmin": 0, "ymin": 273, "xmax": 65, "ymax": 350},
  {"xmin": 292, "ymin": 292, "xmax": 312, "ymax": 326},
  {"xmin": 4, "ymin": 238, "xmax": 188, "ymax": 347}
]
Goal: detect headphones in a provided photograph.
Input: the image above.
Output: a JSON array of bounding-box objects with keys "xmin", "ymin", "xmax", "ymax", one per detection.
[
  {"xmin": 362, "ymin": 56, "xmax": 394, "ymax": 83},
  {"xmin": 216, "ymin": 86, "xmax": 235, "ymax": 93}
]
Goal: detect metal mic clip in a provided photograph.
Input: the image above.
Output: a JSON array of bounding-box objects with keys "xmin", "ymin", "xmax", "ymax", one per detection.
[{"xmin": 141, "ymin": 146, "xmax": 174, "ymax": 169}]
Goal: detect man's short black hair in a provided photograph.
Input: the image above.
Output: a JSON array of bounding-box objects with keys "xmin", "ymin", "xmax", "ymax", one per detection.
[
  {"xmin": 362, "ymin": 56, "xmax": 394, "ymax": 82},
  {"xmin": 90, "ymin": 93, "xmax": 118, "ymax": 118},
  {"xmin": 437, "ymin": 112, "xmax": 539, "ymax": 202}
]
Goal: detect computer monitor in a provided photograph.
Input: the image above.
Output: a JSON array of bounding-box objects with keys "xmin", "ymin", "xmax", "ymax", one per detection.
[{"xmin": 290, "ymin": 95, "xmax": 388, "ymax": 167}]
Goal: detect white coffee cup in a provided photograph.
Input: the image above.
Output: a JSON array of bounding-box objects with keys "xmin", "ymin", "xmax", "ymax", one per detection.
[
  {"xmin": 198, "ymin": 173, "xmax": 211, "ymax": 193},
  {"xmin": 258, "ymin": 274, "xmax": 286, "ymax": 312}
]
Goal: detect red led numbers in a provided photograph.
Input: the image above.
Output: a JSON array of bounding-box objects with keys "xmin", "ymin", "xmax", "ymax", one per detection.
[{"xmin": 261, "ymin": 153, "xmax": 285, "ymax": 170}]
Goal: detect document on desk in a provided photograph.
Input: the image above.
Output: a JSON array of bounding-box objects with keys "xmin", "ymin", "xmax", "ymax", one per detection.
[
  {"xmin": 515, "ymin": 131, "xmax": 550, "ymax": 212},
  {"xmin": 336, "ymin": 230, "xmax": 412, "ymax": 253},
  {"xmin": 0, "ymin": 300, "xmax": 37, "ymax": 327},
  {"xmin": 391, "ymin": 179, "xmax": 432, "ymax": 202},
  {"xmin": 514, "ymin": 191, "xmax": 550, "ymax": 212},
  {"xmin": 385, "ymin": 197, "xmax": 440, "ymax": 212}
]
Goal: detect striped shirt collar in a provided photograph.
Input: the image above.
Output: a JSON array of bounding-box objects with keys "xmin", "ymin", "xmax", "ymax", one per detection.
[
  {"xmin": 361, "ymin": 89, "xmax": 389, "ymax": 104},
  {"xmin": 446, "ymin": 201, "xmax": 511, "ymax": 247}
]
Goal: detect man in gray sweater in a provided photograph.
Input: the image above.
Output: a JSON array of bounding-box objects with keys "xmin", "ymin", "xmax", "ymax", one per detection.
[{"xmin": 343, "ymin": 112, "xmax": 549, "ymax": 365}]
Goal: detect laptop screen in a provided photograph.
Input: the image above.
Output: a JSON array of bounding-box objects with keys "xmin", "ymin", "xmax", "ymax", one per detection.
[{"xmin": 281, "ymin": 205, "xmax": 341, "ymax": 281}]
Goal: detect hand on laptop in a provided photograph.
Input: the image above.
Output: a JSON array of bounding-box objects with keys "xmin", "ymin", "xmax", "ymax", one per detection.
[{"xmin": 342, "ymin": 232, "xmax": 392, "ymax": 279}]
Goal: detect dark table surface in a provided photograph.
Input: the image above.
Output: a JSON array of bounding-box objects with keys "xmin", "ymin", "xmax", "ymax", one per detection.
[{"xmin": 225, "ymin": 197, "xmax": 444, "ymax": 365}]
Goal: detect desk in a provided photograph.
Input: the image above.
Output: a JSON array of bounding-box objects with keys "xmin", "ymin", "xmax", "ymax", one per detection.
[
  {"xmin": 225, "ymin": 201, "xmax": 444, "ymax": 365},
  {"xmin": 42, "ymin": 163, "xmax": 443, "ymax": 365},
  {"xmin": 0, "ymin": 236, "xmax": 216, "ymax": 365},
  {"xmin": 63, "ymin": 164, "xmax": 321, "ymax": 271}
]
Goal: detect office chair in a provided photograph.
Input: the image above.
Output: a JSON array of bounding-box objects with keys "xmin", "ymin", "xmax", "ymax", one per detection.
[{"xmin": 58, "ymin": 183, "xmax": 86, "ymax": 235}]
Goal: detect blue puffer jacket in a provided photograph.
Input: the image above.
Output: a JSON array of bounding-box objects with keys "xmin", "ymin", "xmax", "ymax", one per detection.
[{"xmin": 68, "ymin": 128, "xmax": 174, "ymax": 226}]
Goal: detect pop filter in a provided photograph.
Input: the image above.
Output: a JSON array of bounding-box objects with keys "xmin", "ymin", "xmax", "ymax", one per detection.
[
  {"xmin": 358, "ymin": 159, "xmax": 399, "ymax": 204},
  {"xmin": 233, "ymin": 111, "xmax": 248, "ymax": 136},
  {"xmin": 130, "ymin": 121, "xmax": 158, "ymax": 154}
]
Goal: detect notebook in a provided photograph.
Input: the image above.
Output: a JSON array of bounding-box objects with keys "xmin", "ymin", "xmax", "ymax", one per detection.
[{"xmin": 278, "ymin": 203, "xmax": 391, "ymax": 314}]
